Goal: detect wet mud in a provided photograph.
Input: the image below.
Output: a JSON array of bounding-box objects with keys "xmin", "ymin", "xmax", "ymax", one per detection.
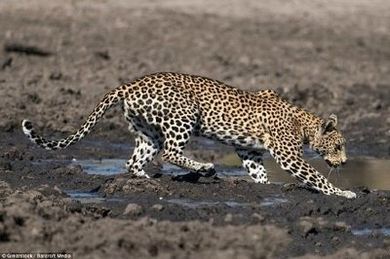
[
  {"xmin": 1, "ymin": 0, "xmax": 390, "ymax": 258},
  {"xmin": 1, "ymin": 137, "xmax": 390, "ymax": 258}
]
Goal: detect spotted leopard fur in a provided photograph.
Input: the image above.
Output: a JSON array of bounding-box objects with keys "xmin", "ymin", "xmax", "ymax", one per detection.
[{"xmin": 22, "ymin": 72, "xmax": 356, "ymax": 198}]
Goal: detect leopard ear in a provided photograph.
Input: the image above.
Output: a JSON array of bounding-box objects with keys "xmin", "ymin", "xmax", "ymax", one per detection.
[{"xmin": 320, "ymin": 114, "xmax": 338, "ymax": 134}]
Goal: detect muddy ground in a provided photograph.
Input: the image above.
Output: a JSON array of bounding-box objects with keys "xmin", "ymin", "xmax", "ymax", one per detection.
[{"xmin": 0, "ymin": 0, "xmax": 390, "ymax": 258}]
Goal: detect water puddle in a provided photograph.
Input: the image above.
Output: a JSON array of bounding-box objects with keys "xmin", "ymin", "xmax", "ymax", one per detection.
[
  {"xmin": 214, "ymin": 153, "xmax": 390, "ymax": 190},
  {"xmin": 82, "ymin": 140, "xmax": 131, "ymax": 151},
  {"xmin": 161, "ymin": 163, "xmax": 247, "ymax": 177},
  {"xmin": 33, "ymin": 144, "xmax": 390, "ymax": 190},
  {"xmin": 72, "ymin": 159, "xmax": 126, "ymax": 175},
  {"xmin": 166, "ymin": 196, "xmax": 287, "ymax": 209},
  {"xmin": 65, "ymin": 190, "xmax": 122, "ymax": 204},
  {"xmin": 64, "ymin": 156, "xmax": 390, "ymax": 190},
  {"xmin": 260, "ymin": 197, "xmax": 288, "ymax": 206},
  {"xmin": 351, "ymin": 227, "xmax": 390, "ymax": 237},
  {"xmin": 161, "ymin": 164, "xmax": 187, "ymax": 175},
  {"xmin": 65, "ymin": 190, "xmax": 105, "ymax": 203},
  {"xmin": 167, "ymin": 199, "xmax": 220, "ymax": 209}
]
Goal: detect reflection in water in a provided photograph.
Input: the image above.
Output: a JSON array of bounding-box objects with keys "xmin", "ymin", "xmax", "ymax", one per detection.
[
  {"xmin": 260, "ymin": 197, "xmax": 288, "ymax": 207},
  {"xmin": 166, "ymin": 196, "xmax": 287, "ymax": 208},
  {"xmin": 67, "ymin": 155, "xmax": 390, "ymax": 190},
  {"xmin": 214, "ymin": 153, "xmax": 390, "ymax": 190},
  {"xmin": 65, "ymin": 190, "xmax": 106, "ymax": 203},
  {"xmin": 65, "ymin": 190, "xmax": 122, "ymax": 204},
  {"xmin": 351, "ymin": 228, "xmax": 390, "ymax": 237},
  {"xmin": 72, "ymin": 159, "xmax": 126, "ymax": 175}
]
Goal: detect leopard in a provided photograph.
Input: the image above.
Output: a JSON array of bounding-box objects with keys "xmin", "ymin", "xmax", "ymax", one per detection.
[{"xmin": 22, "ymin": 72, "xmax": 356, "ymax": 198}]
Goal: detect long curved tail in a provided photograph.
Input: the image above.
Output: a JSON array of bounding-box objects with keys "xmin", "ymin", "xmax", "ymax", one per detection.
[{"xmin": 22, "ymin": 87, "xmax": 126, "ymax": 150}]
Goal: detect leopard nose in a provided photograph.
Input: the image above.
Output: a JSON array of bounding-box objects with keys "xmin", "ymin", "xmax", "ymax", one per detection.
[{"xmin": 341, "ymin": 160, "xmax": 347, "ymax": 165}]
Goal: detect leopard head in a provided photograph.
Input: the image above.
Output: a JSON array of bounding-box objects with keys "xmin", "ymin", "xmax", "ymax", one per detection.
[{"xmin": 311, "ymin": 114, "xmax": 347, "ymax": 167}]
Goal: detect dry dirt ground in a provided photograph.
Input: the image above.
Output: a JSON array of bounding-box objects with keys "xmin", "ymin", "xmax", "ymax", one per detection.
[{"xmin": 0, "ymin": 0, "xmax": 390, "ymax": 258}]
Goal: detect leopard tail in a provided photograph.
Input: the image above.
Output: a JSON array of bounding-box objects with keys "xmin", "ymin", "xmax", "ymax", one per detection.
[{"xmin": 22, "ymin": 87, "xmax": 126, "ymax": 150}]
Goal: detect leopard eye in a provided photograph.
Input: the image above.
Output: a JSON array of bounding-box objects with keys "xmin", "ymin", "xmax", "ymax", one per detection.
[{"xmin": 336, "ymin": 144, "xmax": 342, "ymax": 151}]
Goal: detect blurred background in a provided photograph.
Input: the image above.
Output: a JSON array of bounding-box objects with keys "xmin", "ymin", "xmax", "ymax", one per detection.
[{"xmin": 0, "ymin": 0, "xmax": 389, "ymax": 157}]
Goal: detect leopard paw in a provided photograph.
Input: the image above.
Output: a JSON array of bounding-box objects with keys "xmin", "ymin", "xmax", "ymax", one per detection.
[
  {"xmin": 338, "ymin": 190, "xmax": 357, "ymax": 199},
  {"xmin": 199, "ymin": 163, "xmax": 216, "ymax": 177}
]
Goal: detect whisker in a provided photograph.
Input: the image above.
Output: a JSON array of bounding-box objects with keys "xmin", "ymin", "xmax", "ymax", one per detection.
[
  {"xmin": 335, "ymin": 166, "xmax": 346, "ymax": 186},
  {"xmin": 308, "ymin": 155, "xmax": 321, "ymax": 161},
  {"xmin": 336, "ymin": 167, "xmax": 341, "ymax": 175},
  {"xmin": 333, "ymin": 168, "xmax": 337, "ymax": 180},
  {"xmin": 327, "ymin": 167, "xmax": 334, "ymax": 179}
]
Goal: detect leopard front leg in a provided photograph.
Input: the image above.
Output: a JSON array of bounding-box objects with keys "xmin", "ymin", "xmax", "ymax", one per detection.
[
  {"xmin": 276, "ymin": 155, "xmax": 356, "ymax": 198},
  {"xmin": 161, "ymin": 126, "xmax": 216, "ymax": 177},
  {"xmin": 236, "ymin": 148, "xmax": 270, "ymax": 184},
  {"xmin": 265, "ymin": 134, "xmax": 356, "ymax": 198}
]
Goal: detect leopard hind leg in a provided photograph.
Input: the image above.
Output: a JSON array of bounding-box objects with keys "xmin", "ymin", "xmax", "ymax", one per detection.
[{"xmin": 126, "ymin": 122, "xmax": 163, "ymax": 178}]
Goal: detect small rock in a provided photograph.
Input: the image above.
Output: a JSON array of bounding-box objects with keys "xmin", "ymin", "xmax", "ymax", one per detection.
[
  {"xmin": 331, "ymin": 236, "xmax": 340, "ymax": 242},
  {"xmin": 0, "ymin": 180, "xmax": 12, "ymax": 197},
  {"xmin": 27, "ymin": 93, "xmax": 41, "ymax": 104},
  {"xmin": 39, "ymin": 200, "xmax": 54, "ymax": 208},
  {"xmin": 151, "ymin": 204, "xmax": 164, "ymax": 211},
  {"xmin": 25, "ymin": 190, "xmax": 43, "ymax": 202},
  {"xmin": 53, "ymin": 185, "xmax": 65, "ymax": 195},
  {"xmin": 238, "ymin": 55, "xmax": 250, "ymax": 65},
  {"xmin": 49, "ymin": 71, "xmax": 62, "ymax": 80},
  {"xmin": 122, "ymin": 184, "xmax": 131, "ymax": 193},
  {"xmin": 281, "ymin": 183, "xmax": 298, "ymax": 192},
  {"xmin": 224, "ymin": 213, "xmax": 233, "ymax": 223},
  {"xmin": 333, "ymin": 221, "xmax": 350, "ymax": 232},
  {"xmin": 371, "ymin": 100, "xmax": 382, "ymax": 110},
  {"xmin": 299, "ymin": 219, "xmax": 317, "ymax": 237},
  {"xmin": 1, "ymin": 57, "xmax": 12, "ymax": 70},
  {"xmin": 95, "ymin": 50, "xmax": 110, "ymax": 60},
  {"xmin": 251, "ymin": 213, "xmax": 264, "ymax": 222},
  {"xmin": 123, "ymin": 203, "xmax": 143, "ymax": 216},
  {"xmin": 345, "ymin": 98, "xmax": 354, "ymax": 106}
]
